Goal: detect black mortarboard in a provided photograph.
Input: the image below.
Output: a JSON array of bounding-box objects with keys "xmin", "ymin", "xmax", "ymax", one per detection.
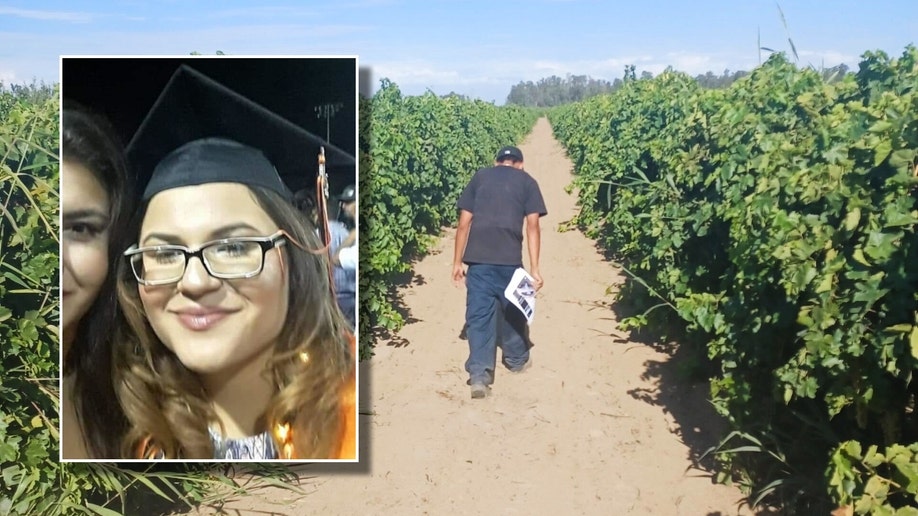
[{"xmin": 125, "ymin": 64, "xmax": 355, "ymax": 202}]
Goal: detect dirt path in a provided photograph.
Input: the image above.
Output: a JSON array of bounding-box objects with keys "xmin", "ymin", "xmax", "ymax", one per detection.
[{"xmin": 226, "ymin": 118, "xmax": 752, "ymax": 515}]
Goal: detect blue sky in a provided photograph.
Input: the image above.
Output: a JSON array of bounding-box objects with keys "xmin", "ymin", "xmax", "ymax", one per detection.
[{"xmin": 2, "ymin": 0, "xmax": 915, "ymax": 104}]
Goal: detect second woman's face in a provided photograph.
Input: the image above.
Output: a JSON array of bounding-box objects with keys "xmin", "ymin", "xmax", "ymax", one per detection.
[
  {"xmin": 61, "ymin": 159, "xmax": 111, "ymax": 352},
  {"xmin": 137, "ymin": 183, "xmax": 289, "ymax": 381}
]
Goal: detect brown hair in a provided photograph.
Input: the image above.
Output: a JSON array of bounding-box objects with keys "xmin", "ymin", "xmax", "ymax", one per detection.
[{"xmin": 62, "ymin": 102, "xmax": 133, "ymax": 458}]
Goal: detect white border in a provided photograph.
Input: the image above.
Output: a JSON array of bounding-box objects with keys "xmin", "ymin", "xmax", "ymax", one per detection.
[{"xmin": 59, "ymin": 54, "xmax": 361, "ymax": 464}]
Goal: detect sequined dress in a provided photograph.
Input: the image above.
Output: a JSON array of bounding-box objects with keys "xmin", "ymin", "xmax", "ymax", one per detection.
[{"xmin": 209, "ymin": 427, "xmax": 278, "ymax": 460}]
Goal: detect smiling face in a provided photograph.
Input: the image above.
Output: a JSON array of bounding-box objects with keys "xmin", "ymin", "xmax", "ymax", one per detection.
[
  {"xmin": 136, "ymin": 182, "xmax": 289, "ymax": 381},
  {"xmin": 61, "ymin": 158, "xmax": 111, "ymax": 356}
]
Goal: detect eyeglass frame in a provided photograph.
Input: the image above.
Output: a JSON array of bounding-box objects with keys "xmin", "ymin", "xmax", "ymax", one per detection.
[{"xmin": 123, "ymin": 230, "xmax": 289, "ymax": 286}]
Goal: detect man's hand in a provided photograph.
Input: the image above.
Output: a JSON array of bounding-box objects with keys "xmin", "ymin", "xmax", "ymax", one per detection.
[
  {"xmin": 452, "ymin": 210, "xmax": 473, "ymax": 289},
  {"xmin": 530, "ymin": 269, "xmax": 544, "ymax": 291},
  {"xmin": 525, "ymin": 213, "xmax": 542, "ymax": 292},
  {"xmin": 452, "ymin": 263, "xmax": 466, "ymax": 288},
  {"xmin": 342, "ymin": 229, "xmax": 357, "ymax": 248}
]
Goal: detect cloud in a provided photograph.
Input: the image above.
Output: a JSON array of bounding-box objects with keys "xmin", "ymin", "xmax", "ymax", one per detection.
[
  {"xmin": 0, "ymin": 68, "xmax": 17, "ymax": 85},
  {"xmin": 369, "ymin": 59, "xmax": 519, "ymax": 102},
  {"xmin": 524, "ymin": 56, "xmax": 655, "ymax": 79},
  {"xmin": 370, "ymin": 63, "xmax": 520, "ymax": 102},
  {"xmin": 372, "ymin": 61, "xmax": 462, "ymax": 85},
  {"xmin": 210, "ymin": 6, "xmax": 320, "ymax": 19},
  {"xmin": 797, "ymin": 49, "xmax": 860, "ymax": 68},
  {"xmin": 335, "ymin": 0, "xmax": 401, "ymax": 8},
  {"xmin": 428, "ymin": 53, "xmax": 716, "ymax": 89},
  {"xmin": 22, "ymin": 22, "xmax": 373, "ymax": 55},
  {"xmin": 530, "ymin": 52, "xmax": 762, "ymax": 79},
  {"xmin": 210, "ymin": 0, "xmax": 398, "ymax": 19},
  {"xmin": 365, "ymin": 50, "xmax": 771, "ymax": 103},
  {"xmin": 0, "ymin": 6, "xmax": 93, "ymax": 23}
]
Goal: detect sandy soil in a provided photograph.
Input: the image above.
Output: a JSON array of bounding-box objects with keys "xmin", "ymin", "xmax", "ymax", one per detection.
[{"xmin": 210, "ymin": 118, "xmax": 754, "ymax": 515}]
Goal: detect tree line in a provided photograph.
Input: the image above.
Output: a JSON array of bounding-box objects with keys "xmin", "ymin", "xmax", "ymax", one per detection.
[
  {"xmin": 0, "ymin": 79, "xmax": 56, "ymax": 119},
  {"xmin": 506, "ymin": 63, "xmax": 850, "ymax": 107}
]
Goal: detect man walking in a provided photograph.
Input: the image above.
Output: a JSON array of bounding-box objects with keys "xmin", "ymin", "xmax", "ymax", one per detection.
[{"xmin": 452, "ymin": 145, "xmax": 547, "ymax": 399}]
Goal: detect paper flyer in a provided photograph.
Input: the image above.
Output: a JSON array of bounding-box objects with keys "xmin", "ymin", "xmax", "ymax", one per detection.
[{"xmin": 504, "ymin": 267, "xmax": 536, "ymax": 325}]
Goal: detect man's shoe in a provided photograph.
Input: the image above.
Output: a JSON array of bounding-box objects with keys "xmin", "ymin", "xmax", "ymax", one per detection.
[
  {"xmin": 509, "ymin": 358, "xmax": 532, "ymax": 373},
  {"xmin": 470, "ymin": 383, "xmax": 489, "ymax": 399}
]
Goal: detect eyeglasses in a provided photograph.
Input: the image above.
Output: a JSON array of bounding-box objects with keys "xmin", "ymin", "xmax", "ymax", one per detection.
[{"xmin": 124, "ymin": 231, "xmax": 288, "ymax": 286}]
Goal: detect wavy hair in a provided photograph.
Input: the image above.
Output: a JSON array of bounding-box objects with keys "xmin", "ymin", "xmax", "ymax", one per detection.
[
  {"xmin": 113, "ymin": 185, "xmax": 355, "ymax": 459},
  {"xmin": 62, "ymin": 102, "xmax": 133, "ymax": 458}
]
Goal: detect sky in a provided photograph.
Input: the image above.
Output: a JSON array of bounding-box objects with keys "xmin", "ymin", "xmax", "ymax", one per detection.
[{"xmin": 1, "ymin": 0, "xmax": 916, "ymax": 104}]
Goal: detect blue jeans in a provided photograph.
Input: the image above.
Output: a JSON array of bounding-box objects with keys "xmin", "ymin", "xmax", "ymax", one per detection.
[{"xmin": 464, "ymin": 264, "xmax": 531, "ymax": 385}]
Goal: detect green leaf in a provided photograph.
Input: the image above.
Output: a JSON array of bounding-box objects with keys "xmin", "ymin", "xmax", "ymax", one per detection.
[
  {"xmin": 0, "ymin": 440, "xmax": 17, "ymax": 462},
  {"xmin": 852, "ymin": 248, "xmax": 871, "ymax": 266},
  {"xmin": 864, "ymin": 231, "xmax": 900, "ymax": 262},
  {"xmin": 844, "ymin": 207, "xmax": 861, "ymax": 231},
  {"xmin": 891, "ymin": 456, "xmax": 918, "ymax": 491},
  {"xmin": 884, "ymin": 209, "xmax": 918, "ymax": 228},
  {"xmin": 874, "ymin": 140, "xmax": 893, "ymax": 166},
  {"xmin": 869, "ymin": 120, "xmax": 893, "ymax": 133},
  {"xmin": 886, "ymin": 324, "xmax": 914, "ymax": 333},
  {"xmin": 815, "ymin": 273, "xmax": 834, "ymax": 294},
  {"xmin": 888, "ymin": 149, "xmax": 915, "ymax": 172},
  {"xmin": 124, "ymin": 470, "xmax": 176, "ymax": 501},
  {"xmin": 85, "ymin": 502, "xmax": 126, "ymax": 516}
]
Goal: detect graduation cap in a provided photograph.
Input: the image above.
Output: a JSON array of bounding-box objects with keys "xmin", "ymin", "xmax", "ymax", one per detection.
[{"xmin": 125, "ymin": 64, "xmax": 356, "ymax": 202}]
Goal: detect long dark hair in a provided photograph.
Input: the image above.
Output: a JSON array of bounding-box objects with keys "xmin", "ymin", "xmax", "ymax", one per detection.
[{"xmin": 62, "ymin": 101, "xmax": 133, "ymax": 457}]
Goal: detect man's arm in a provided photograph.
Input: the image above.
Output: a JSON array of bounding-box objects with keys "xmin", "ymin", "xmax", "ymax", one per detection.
[
  {"xmin": 452, "ymin": 209, "xmax": 473, "ymax": 287},
  {"xmin": 330, "ymin": 223, "xmax": 355, "ymax": 266},
  {"xmin": 525, "ymin": 212, "xmax": 543, "ymax": 291},
  {"xmin": 341, "ymin": 228, "xmax": 357, "ymax": 249}
]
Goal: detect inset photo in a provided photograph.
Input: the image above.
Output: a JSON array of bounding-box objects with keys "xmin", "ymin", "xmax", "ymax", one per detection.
[{"xmin": 60, "ymin": 56, "xmax": 358, "ymax": 462}]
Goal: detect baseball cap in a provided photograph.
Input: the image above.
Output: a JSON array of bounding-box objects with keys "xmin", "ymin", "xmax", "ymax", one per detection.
[
  {"xmin": 495, "ymin": 146, "xmax": 524, "ymax": 162},
  {"xmin": 125, "ymin": 64, "xmax": 356, "ymax": 202},
  {"xmin": 335, "ymin": 184, "xmax": 356, "ymax": 202}
]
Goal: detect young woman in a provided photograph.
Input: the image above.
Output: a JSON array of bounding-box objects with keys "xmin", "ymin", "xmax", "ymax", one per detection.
[
  {"xmin": 61, "ymin": 103, "xmax": 132, "ymax": 458},
  {"xmin": 113, "ymin": 64, "xmax": 356, "ymax": 460}
]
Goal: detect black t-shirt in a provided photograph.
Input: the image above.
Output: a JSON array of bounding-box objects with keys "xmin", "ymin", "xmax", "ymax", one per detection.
[{"xmin": 457, "ymin": 165, "xmax": 547, "ymax": 266}]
